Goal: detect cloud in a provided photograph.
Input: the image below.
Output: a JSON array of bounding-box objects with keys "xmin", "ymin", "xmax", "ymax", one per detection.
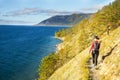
[
  {"xmin": 79, "ymin": 4, "xmax": 104, "ymax": 12},
  {"xmin": 3, "ymin": 8, "xmax": 79, "ymax": 17},
  {"xmin": 79, "ymin": 0, "xmax": 115, "ymax": 13},
  {"xmin": 2, "ymin": 4, "xmax": 105, "ymax": 17},
  {"xmin": 3, "ymin": 8, "xmax": 40, "ymax": 16},
  {"xmin": 0, "ymin": 19, "xmax": 31, "ymax": 24},
  {"xmin": 3, "ymin": 8, "xmax": 80, "ymax": 17}
]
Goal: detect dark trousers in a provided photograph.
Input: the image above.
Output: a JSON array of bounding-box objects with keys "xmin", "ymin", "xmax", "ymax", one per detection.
[{"xmin": 92, "ymin": 50, "xmax": 99, "ymax": 66}]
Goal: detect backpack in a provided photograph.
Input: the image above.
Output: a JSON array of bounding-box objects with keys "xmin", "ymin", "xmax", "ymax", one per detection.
[{"xmin": 93, "ymin": 41, "xmax": 100, "ymax": 51}]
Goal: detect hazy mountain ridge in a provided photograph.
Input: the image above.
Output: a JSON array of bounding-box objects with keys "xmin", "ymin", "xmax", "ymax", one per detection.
[{"xmin": 38, "ymin": 13, "xmax": 92, "ymax": 26}]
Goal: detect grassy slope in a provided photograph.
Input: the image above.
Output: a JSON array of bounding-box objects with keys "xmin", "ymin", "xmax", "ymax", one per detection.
[
  {"xmin": 48, "ymin": 24, "xmax": 120, "ymax": 80},
  {"xmin": 38, "ymin": 0, "xmax": 120, "ymax": 80},
  {"xmin": 48, "ymin": 0, "xmax": 120, "ymax": 79},
  {"xmin": 48, "ymin": 48, "xmax": 90, "ymax": 80},
  {"xmin": 98, "ymin": 26, "xmax": 120, "ymax": 80}
]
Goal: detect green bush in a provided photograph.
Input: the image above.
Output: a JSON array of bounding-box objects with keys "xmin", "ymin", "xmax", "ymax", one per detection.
[{"xmin": 38, "ymin": 53, "xmax": 59, "ymax": 80}]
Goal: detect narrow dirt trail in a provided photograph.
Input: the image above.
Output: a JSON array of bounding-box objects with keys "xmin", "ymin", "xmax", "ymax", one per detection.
[{"xmin": 88, "ymin": 58, "xmax": 100, "ymax": 80}]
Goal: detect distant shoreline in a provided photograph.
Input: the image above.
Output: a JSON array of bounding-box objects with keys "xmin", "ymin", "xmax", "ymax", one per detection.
[
  {"xmin": 0, "ymin": 24, "xmax": 71, "ymax": 27},
  {"xmin": 35, "ymin": 24, "xmax": 71, "ymax": 27}
]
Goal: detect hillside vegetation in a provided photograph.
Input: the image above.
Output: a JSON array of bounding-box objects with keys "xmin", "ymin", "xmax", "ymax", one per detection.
[{"xmin": 38, "ymin": 0, "xmax": 120, "ymax": 80}]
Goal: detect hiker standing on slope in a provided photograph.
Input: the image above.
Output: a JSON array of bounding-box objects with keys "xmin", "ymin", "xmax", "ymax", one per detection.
[{"xmin": 89, "ymin": 35, "xmax": 101, "ymax": 67}]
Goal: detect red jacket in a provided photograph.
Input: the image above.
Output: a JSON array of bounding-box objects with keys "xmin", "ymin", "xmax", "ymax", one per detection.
[{"xmin": 89, "ymin": 39, "xmax": 100, "ymax": 53}]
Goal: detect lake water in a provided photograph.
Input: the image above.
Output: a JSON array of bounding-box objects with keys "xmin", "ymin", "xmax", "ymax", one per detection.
[{"xmin": 0, "ymin": 25, "xmax": 67, "ymax": 80}]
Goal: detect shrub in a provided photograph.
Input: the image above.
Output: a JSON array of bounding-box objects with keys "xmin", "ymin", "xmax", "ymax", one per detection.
[{"xmin": 38, "ymin": 53, "xmax": 59, "ymax": 80}]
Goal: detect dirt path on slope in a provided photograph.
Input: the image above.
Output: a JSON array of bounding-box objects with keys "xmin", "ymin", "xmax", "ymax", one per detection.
[{"xmin": 88, "ymin": 58, "xmax": 101, "ymax": 80}]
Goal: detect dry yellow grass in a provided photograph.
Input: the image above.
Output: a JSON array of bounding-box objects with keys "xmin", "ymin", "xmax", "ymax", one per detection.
[
  {"xmin": 48, "ymin": 47, "xmax": 90, "ymax": 80},
  {"xmin": 48, "ymin": 27, "xmax": 120, "ymax": 80}
]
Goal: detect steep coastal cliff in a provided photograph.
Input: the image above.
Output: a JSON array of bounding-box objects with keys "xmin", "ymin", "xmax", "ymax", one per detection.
[{"xmin": 38, "ymin": 0, "xmax": 120, "ymax": 80}]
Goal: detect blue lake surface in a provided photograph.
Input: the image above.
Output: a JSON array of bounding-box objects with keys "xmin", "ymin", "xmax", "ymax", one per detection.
[{"xmin": 0, "ymin": 25, "xmax": 67, "ymax": 80}]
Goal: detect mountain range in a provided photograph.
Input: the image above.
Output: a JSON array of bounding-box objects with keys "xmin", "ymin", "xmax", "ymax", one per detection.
[{"xmin": 37, "ymin": 13, "xmax": 92, "ymax": 26}]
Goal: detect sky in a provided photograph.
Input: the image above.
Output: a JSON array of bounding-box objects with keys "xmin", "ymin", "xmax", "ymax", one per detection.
[{"xmin": 0, "ymin": 0, "xmax": 115, "ymax": 25}]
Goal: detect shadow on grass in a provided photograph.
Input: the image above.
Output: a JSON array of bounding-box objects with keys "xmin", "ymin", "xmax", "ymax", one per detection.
[{"xmin": 101, "ymin": 44, "xmax": 118, "ymax": 63}]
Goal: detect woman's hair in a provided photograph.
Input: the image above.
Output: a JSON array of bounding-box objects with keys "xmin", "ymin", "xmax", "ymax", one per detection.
[{"xmin": 94, "ymin": 35, "xmax": 99, "ymax": 39}]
